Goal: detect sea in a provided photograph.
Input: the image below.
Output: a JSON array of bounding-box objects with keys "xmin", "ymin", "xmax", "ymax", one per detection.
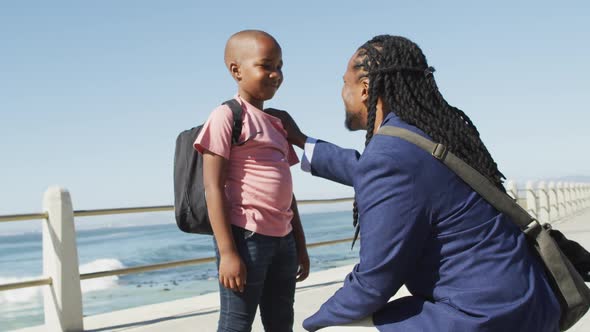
[{"xmin": 0, "ymin": 209, "xmax": 360, "ymax": 331}]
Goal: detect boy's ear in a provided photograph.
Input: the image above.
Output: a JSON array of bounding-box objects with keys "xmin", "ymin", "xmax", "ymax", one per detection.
[{"xmin": 229, "ymin": 62, "xmax": 241, "ymax": 81}]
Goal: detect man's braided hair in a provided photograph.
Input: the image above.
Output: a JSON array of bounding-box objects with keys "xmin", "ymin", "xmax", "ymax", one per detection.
[{"xmin": 351, "ymin": 35, "xmax": 505, "ymax": 246}]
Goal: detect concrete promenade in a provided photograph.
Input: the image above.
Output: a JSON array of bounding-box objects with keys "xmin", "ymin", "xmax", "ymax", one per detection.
[{"xmin": 15, "ymin": 211, "xmax": 590, "ymax": 332}]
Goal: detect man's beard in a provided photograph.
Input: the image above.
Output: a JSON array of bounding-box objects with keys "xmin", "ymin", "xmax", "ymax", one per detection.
[{"xmin": 345, "ymin": 110, "xmax": 362, "ymax": 131}]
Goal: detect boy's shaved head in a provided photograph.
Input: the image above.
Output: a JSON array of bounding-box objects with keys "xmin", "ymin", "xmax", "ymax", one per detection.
[
  {"xmin": 223, "ymin": 29, "xmax": 283, "ymax": 109},
  {"xmin": 224, "ymin": 30, "xmax": 280, "ymax": 69}
]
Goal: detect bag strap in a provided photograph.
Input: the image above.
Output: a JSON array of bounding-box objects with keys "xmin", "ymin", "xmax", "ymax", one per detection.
[
  {"xmin": 222, "ymin": 99, "xmax": 243, "ymax": 145},
  {"xmin": 376, "ymin": 126, "xmax": 536, "ymax": 231},
  {"xmin": 376, "ymin": 125, "xmax": 587, "ymax": 314}
]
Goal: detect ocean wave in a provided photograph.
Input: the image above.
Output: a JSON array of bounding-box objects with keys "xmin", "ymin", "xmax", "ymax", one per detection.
[
  {"xmin": 0, "ymin": 276, "xmax": 42, "ymax": 305},
  {"xmin": 0, "ymin": 258, "xmax": 127, "ymax": 305},
  {"xmin": 79, "ymin": 258, "xmax": 126, "ymax": 293}
]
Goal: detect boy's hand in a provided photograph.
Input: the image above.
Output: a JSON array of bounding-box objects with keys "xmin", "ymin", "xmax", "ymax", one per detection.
[
  {"xmin": 265, "ymin": 108, "xmax": 307, "ymax": 149},
  {"xmin": 296, "ymin": 248, "xmax": 310, "ymax": 282},
  {"xmin": 219, "ymin": 251, "xmax": 247, "ymax": 292}
]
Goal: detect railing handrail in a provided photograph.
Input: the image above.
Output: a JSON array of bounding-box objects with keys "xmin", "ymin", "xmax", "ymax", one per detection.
[
  {"xmin": 0, "ymin": 212, "xmax": 48, "ymax": 223},
  {"xmin": 1, "ymin": 236, "xmax": 355, "ymax": 292},
  {"xmin": 0, "ymin": 277, "xmax": 52, "ymax": 292},
  {"xmin": 4, "ymin": 182, "xmax": 589, "ymax": 223},
  {"xmin": 3, "ymin": 180, "xmax": 590, "ymax": 291},
  {"xmin": 79, "ymin": 237, "xmax": 354, "ymax": 281},
  {"xmin": 0, "ymin": 197, "xmax": 355, "ymax": 223},
  {"xmin": 0, "ymin": 196, "xmax": 357, "ymax": 296},
  {"xmin": 1, "ymin": 184, "xmax": 588, "ymax": 331}
]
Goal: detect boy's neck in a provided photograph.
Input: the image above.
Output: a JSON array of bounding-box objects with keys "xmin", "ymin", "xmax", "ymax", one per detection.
[
  {"xmin": 250, "ymin": 100, "xmax": 264, "ymax": 110},
  {"xmin": 237, "ymin": 91, "xmax": 264, "ymax": 110}
]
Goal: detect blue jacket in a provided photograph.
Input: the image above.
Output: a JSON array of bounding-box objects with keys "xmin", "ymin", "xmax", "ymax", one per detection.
[{"xmin": 303, "ymin": 113, "xmax": 560, "ymax": 331}]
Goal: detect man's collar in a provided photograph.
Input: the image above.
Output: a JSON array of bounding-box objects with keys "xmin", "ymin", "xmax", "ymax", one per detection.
[{"xmin": 378, "ymin": 112, "xmax": 400, "ymax": 129}]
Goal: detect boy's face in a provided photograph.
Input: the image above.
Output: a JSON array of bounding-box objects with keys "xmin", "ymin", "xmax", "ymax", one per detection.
[{"xmin": 235, "ymin": 36, "xmax": 283, "ymax": 105}]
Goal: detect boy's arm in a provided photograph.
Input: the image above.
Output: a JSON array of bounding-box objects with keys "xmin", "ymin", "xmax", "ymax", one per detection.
[
  {"xmin": 202, "ymin": 150, "xmax": 247, "ymax": 292},
  {"xmin": 291, "ymin": 194, "xmax": 309, "ymax": 282}
]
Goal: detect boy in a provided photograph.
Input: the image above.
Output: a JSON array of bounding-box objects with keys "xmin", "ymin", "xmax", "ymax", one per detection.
[{"xmin": 194, "ymin": 30, "xmax": 309, "ymax": 332}]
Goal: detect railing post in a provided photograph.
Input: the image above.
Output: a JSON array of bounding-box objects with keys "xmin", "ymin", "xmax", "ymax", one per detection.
[
  {"xmin": 584, "ymin": 184, "xmax": 589, "ymax": 209},
  {"xmin": 557, "ymin": 182, "xmax": 567, "ymax": 219},
  {"xmin": 573, "ymin": 183, "xmax": 581, "ymax": 212},
  {"xmin": 583, "ymin": 183, "xmax": 587, "ymax": 208},
  {"xmin": 569, "ymin": 183, "xmax": 576, "ymax": 212},
  {"xmin": 584, "ymin": 184, "xmax": 588, "ymax": 208},
  {"xmin": 579, "ymin": 183, "xmax": 586, "ymax": 210},
  {"xmin": 548, "ymin": 182, "xmax": 559, "ymax": 221},
  {"xmin": 563, "ymin": 182, "xmax": 574, "ymax": 217},
  {"xmin": 579, "ymin": 183, "xmax": 588, "ymax": 209},
  {"xmin": 43, "ymin": 187, "xmax": 84, "ymax": 332},
  {"xmin": 505, "ymin": 180, "xmax": 517, "ymax": 200},
  {"xmin": 582, "ymin": 184, "xmax": 587, "ymax": 209},
  {"xmin": 571, "ymin": 183, "xmax": 577, "ymax": 213},
  {"xmin": 537, "ymin": 181, "xmax": 550, "ymax": 223},
  {"xmin": 526, "ymin": 181, "xmax": 538, "ymax": 219}
]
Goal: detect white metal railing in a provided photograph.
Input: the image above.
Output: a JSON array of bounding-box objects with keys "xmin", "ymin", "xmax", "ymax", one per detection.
[
  {"xmin": 504, "ymin": 180, "xmax": 590, "ymax": 223},
  {"xmin": 1, "ymin": 181, "xmax": 589, "ymax": 331},
  {"xmin": 0, "ymin": 187, "xmax": 355, "ymax": 332}
]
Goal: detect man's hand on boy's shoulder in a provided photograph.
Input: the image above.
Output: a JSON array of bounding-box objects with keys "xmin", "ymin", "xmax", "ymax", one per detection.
[{"xmin": 265, "ymin": 108, "xmax": 307, "ymax": 149}]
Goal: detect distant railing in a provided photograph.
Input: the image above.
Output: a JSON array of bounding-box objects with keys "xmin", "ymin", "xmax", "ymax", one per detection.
[
  {"xmin": 504, "ymin": 180, "xmax": 590, "ymax": 223},
  {"xmin": 0, "ymin": 187, "xmax": 354, "ymax": 332},
  {"xmin": 1, "ymin": 182, "xmax": 589, "ymax": 331}
]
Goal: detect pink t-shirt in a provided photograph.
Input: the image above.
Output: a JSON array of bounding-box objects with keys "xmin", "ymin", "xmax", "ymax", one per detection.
[{"xmin": 194, "ymin": 96, "xmax": 299, "ymax": 237}]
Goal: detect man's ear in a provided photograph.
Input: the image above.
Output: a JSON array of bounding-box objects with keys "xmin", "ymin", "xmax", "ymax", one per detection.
[
  {"xmin": 229, "ymin": 62, "xmax": 241, "ymax": 81},
  {"xmin": 361, "ymin": 78, "xmax": 369, "ymax": 103}
]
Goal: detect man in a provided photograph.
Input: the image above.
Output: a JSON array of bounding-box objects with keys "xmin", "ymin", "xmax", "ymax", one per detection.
[{"xmin": 268, "ymin": 35, "xmax": 560, "ymax": 332}]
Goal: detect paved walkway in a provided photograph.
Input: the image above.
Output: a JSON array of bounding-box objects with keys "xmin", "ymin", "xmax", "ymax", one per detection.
[{"xmin": 15, "ymin": 210, "xmax": 590, "ymax": 332}]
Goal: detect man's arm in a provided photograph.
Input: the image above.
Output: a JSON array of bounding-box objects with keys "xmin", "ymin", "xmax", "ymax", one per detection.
[
  {"xmin": 202, "ymin": 151, "xmax": 247, "ymax": 293},
  {"xmin": 290, "ymin": 194, "xmax": 309, "ymax": 282},
  {"xmin": 265, "ymin": 108, "xmax": 361, "ymax": 187},
  {"xmin": 303, "ymin": 152, "xmax": 430, "ymax": 331},
  {"xmin": 309, "ymin": 140, "xmax": 360, "ymax": 187}
]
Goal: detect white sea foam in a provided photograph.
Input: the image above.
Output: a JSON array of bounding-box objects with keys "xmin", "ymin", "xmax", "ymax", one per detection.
[
  {"xmin": 0, "ymin": 258, "xmax": 127, "ymax": 305},
  {"xmin": 79, "ymin": 258, "xmax": 125, "ymax": 293},
  {"xmin": 0, "ymin": 276, "xmax": 42, "ymax": 305}
]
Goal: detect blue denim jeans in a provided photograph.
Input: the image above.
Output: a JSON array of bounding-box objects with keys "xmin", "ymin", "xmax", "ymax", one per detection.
[{"xmin": 214, "ymin": 225, "xmax": 298, "ymax": 332}]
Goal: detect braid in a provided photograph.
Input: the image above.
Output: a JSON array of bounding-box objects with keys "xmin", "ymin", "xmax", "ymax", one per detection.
[
  {"xmin": 351, "ymin": 69, "xmax": 381, "ymax": 247},
  {"xmin": 351, "ymin": 35, "xmax": 505, "ymax": 246}
]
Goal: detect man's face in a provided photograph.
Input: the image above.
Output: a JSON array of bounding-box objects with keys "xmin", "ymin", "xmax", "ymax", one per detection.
[{"xmin": 342, "ymin": 52, "xmax": 367, "ymax": 131}]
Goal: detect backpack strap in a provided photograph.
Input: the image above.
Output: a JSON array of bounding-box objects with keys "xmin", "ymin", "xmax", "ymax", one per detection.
[
  {"xmin": 222, "ymin": 99, "xmax": 243, "ymax": 145},
  {"xmin": 376, "ymin": 125, "xmax": 535, "ymax": 229}
]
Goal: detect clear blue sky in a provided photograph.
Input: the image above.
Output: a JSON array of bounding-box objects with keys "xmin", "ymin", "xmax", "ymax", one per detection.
[{"xmin": 1, "ymin": 1, "xmax": 589, "ymax": 215}]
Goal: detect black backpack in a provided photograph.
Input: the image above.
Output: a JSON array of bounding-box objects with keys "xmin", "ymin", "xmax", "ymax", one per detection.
[{"xmin": 173, "ymin": 99, "xmax": 243, "ymax": 234}]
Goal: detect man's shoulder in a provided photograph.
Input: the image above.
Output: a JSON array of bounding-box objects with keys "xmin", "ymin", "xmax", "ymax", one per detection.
[{"xmin": 363, "ymin": 126, "xmax": 438, "ymax": 173}]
